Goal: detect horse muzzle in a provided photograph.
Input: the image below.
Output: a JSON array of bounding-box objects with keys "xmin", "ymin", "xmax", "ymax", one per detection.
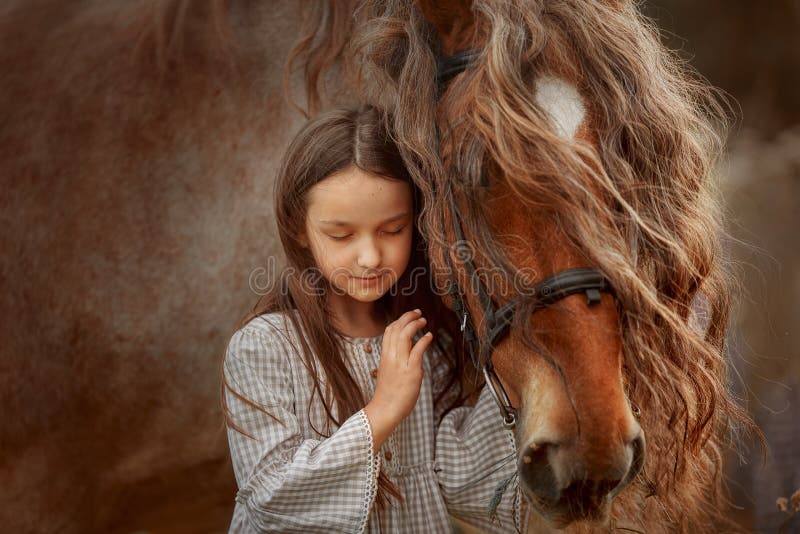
[{"xmin": 518, "ymin": 430, "xmax": 646, "ymax": 526}]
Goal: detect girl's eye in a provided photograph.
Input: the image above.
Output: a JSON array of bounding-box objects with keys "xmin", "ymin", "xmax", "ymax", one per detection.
[
  {"xmin": 326, "ymin": 225, "xmax": 406, "ymax": 241},
  {"xmin": 384, "ymin": 226, "xmax": 407, "ymax": 235}
]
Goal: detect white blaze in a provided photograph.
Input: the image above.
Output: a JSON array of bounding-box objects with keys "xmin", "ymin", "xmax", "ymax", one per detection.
[{"xmin": 534, "ymin": 77, "xmax": 586, "ymax": 140}]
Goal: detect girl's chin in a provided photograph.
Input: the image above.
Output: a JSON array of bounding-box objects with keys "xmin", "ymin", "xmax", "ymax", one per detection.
[
  {"xmin": 347, "ymin": 294, "xmax": 383, "ymax": 304},
  {"xmin": 345, "ymin": 286, "xmax": 387, "ymax": 302}
]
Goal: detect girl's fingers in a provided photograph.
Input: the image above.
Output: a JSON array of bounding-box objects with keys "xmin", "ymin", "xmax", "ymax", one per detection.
[
  {"xmin": 383, "ymin": 310, "xmax": 423, "ymax": 361},
  {"xmin": 394, "ymin": 309, "xmax": 422, "ymax": 330},
  {"xmin": 384, "ymin": 310, "xmax": 410, "ymax": 351},
  {"xmin": 399, "ymin": 316, "xmax": 427, "ymax": 346},
  {"xmin": 409, "ymin": 332, "xmax": 434, "ymax": 366}
]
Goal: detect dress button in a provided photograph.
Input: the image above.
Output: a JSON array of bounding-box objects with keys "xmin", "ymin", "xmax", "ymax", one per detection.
[
  {"xmin": 370, "ymin": 368, "xmax": 378, "ymax": 379},
  {"xmin": 364, "ymin": 343, "xmax": 372, "ymax": 353},
  {"xmin": 384, "ymin": 450, "xmax": 392, "ymax": 461}
]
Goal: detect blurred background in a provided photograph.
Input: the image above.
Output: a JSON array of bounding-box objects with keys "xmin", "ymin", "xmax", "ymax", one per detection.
[{"xmin": 642, "ymin": 1, "xmax": 800, "ymax": 531}]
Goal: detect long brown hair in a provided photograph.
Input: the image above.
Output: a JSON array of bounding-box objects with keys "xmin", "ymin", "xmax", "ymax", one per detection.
[
  {"xmin": 287, "ymin": 1, "xmax": 764, "ymax": 530},
  {"xmin": 222, "ymin": 105, "xmax": 464, "ymax": 507}
]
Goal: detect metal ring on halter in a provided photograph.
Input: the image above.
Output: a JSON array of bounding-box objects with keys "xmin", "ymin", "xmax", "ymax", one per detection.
[{"xmin": 483, "ymin": 365, "xmax": 517, "ymax": 429}]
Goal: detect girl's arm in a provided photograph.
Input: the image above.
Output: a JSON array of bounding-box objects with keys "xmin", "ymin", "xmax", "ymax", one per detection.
[
  {"xmin": 431, "ymin": 348, "xmax": 527, "ymax": 533},
  {"xmin": 224, "ymin": 325, "xmax": 380, "ymax": 533}
]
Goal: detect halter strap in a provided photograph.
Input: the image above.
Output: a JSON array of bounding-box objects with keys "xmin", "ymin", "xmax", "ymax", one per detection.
[{"xmin": 435, "ymin": 49, "xmax": 481, "ymax": 100}]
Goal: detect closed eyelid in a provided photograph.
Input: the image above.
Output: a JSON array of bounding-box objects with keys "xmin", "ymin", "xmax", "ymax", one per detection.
[
  {"xmin": 326, "ymin": 226, "xmax": 405, "ymax": 240},
  {"xmin": 321, "ymin": 222, "xmax": 409, "ymax": 235},
  {"xmin": 317, "ymin": 212, "xmax": 411, "ymax": 228}
]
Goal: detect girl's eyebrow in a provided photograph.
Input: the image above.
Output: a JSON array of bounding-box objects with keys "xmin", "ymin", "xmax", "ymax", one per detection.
[{"xmin": 317, "ymin": 211, "xmax": 410, "ymax": 226}]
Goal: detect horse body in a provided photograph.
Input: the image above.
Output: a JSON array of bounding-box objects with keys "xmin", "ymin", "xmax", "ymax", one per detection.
[{"xmin": 1, "ymin": 2, "xmax": 305, "ymax": 531}]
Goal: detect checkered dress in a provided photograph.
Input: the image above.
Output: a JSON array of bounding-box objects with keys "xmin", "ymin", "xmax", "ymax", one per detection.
[{"xmin": 224, "ymin": 311, "xmax": 527, "ymax": 533}]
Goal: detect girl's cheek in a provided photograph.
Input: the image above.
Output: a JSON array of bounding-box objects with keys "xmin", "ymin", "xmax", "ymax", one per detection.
[
  {"xmin": 323, "ymin": 252, "xmax": 352, "ymax": 279},
  {"xmin": 396, "ymin": 237, "xmax": 414, "ymax": 266}
]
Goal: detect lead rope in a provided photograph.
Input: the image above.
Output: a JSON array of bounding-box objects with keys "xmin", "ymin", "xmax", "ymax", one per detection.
[{"xmin": 488, "ymin": 470, "xmax": 520, "ymax": 529}]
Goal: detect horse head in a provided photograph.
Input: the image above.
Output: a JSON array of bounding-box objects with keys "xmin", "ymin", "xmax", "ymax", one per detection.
[{"xmin": 416, "ymin": 1, "xmax": 644, "ymax": 526}]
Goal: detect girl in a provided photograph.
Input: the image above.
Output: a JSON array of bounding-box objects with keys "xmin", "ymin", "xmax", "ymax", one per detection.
[{"xmin": 222, "ymin": 106, "xmax": 525, "ymax": 533}]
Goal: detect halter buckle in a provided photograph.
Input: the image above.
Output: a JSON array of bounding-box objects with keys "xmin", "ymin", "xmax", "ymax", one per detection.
[{"xmin": 586, "ymin": 288, "xmax": 602, "ymax": 305}]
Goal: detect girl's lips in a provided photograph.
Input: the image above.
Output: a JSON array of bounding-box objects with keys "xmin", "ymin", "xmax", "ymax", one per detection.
[{"xmin": 352, "ymin": 275, "xmax": 382, "ymax": 285}]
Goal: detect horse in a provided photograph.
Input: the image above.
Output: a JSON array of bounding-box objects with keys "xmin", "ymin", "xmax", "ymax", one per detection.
[{"xmin": 288, "ymin": 0, "xmax": 761, "ymax": 531}]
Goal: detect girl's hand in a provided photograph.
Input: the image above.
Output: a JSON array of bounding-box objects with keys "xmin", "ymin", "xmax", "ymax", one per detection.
[{"xmin": 363, "ymin": 309, "xmax": 434, "ymax": 452}]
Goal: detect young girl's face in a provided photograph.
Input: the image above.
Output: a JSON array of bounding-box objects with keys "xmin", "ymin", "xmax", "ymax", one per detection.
[{"xmin": 304, "ymin": 165, "xmax": 414, "ymax": 304}]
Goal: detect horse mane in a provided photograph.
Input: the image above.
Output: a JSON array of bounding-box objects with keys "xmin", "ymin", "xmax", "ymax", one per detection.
[{"xmin": 292, "ymin": 0, "xmax": 763, "ymax": 531}]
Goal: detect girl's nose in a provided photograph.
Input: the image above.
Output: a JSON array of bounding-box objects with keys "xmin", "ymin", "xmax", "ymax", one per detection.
[{"xmin": 356, "ymin": 238, "xmax": 381, "ymax": 268}]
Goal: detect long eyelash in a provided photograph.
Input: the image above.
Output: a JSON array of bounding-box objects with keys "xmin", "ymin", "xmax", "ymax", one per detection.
[
  {"xmin": 386, "ymin": 225, "xmax": 408, "ymax": 235},
  {"xmin": 328, "ymin": 226, "xmax": 406, "ymax": 241}
]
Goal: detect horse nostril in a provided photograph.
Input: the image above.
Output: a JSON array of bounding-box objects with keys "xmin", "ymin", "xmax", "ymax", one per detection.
[
  {"xmin": 518, "ymin": 442, "xmax": 560, "ymax": 504},
  {"xmin": 520, "ymin": 443, "xmax": 546, "ymax": 465},
  {"xmin": 628, "ymin": 431, "xmax": 646, "ymax": 481}
]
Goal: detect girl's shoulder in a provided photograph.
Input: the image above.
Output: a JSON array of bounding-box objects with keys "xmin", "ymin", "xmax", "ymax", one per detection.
[
  {"xmin": 229, "ymin": 310, "xmax": 310, "ymax": 360},
  {"xmin": 224, "ymin": 311, "xmax": 304, "ymax": 390},
  {"xmin": 236, "ymin": 309, "xmax": 303, "ymax": 345}
]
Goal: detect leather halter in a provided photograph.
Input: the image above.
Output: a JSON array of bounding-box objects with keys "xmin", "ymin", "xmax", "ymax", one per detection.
[
  {"xmin": 435, "ymin": 49, "xmax": 614, "ymax": 429},
  {"xmin": 436, "ymin": 49, "xmax": 481, "ymax": 98}
]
